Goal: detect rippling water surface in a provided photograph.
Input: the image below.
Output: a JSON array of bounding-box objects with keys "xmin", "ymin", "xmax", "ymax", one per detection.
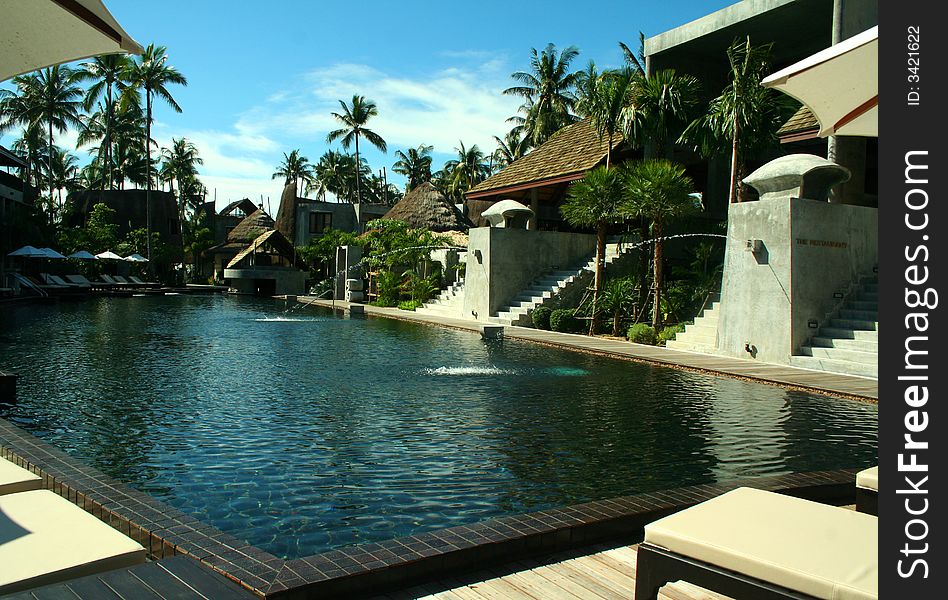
[{"xmin": 0, "ymin": 296, "xmax": 877, "ymax": 558}]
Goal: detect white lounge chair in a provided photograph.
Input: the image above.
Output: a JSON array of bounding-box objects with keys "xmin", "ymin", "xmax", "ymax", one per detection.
[
  {"xmin": 0, "ymin": 457, "xmax": 41, "ymax": 496},
  {"xmin": 855, "ymin": 466, "xmax": 878, "ymax": 515},
  {"xmin": 635, "ymin": 487, "xmax": 877, "ymax": 600},
  {"xmin": 0, "ymin": 489, "xmax": 146, "ymax": 594}
]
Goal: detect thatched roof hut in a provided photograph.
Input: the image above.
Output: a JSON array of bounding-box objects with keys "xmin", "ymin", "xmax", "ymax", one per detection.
[
  {"xmin": 384, "ymin": 181, "xmax": 472, "ymax": 232},
  {"xmin": 227, "ymin": 208, "xmax": 274, "ymax": 244},
  {"xmin": 274, "ymin": 182, "xmax": 298, "ymax": 243}
]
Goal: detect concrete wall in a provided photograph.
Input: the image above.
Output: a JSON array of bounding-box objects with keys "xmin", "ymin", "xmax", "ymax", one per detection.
[
  {"xmin": 717, "ymin": 197, "xmax": 877, "ymax": 363},
  {"xmin": 224, "ymin": 267, "xmax": 307, "ymax": 295},
  {"xmin": 463, "ymin": 227, "xmax": 596, "ymax": 320}
]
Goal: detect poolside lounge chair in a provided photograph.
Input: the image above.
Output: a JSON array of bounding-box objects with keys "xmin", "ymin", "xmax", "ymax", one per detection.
[
  {"xmin": 99, "ymin": 274, "xmax": 129, "ymax": 287},
  {"xmin": 0, "ymin": 457, "xmax": 41, "ymax": 495},
  {"xmin": 0, "ymin": 489, "xmax": 146, "ymax": 594},
  {"xmin": 855, "ymin": 466, "xmax": 878, "ymax": 515},
  {"xmin": 635, "ymin": 487, "xmax": 877, "ymax": 600},
  {"xmin": 111, "ymin": 275, "xmax": 133, "ymax": 285},
  {"xmin": 42, "ymin": 273, "xmax": 88, "ymax": 289},
  {"xmin": 128, "ymin": 275, "xmax": 160, "ymax": 288}
]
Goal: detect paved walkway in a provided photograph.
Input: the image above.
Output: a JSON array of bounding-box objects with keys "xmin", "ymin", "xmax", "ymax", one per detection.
[{"xmin": 297, "ymin": 298, "xmax": 878, "ymax": 401}]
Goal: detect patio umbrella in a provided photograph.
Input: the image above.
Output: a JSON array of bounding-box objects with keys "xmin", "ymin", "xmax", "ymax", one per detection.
[
  {"xmin": 95, "ymin": 250, "xmax": 124, "ymax": 260},
  {"xmin": 38, "ymin": 247, "xmax": 67, "ymax": 259},
  {"xmin": 0, "ymin": 0, "xmax": 143, "ymax": 82},
  {"xmin": 125, "ymin": 253, "xmax": 149, "ymax": 262},
  {"xmin": 762, "ymin": 26, "xmax": 877, "ymax": 138},
  {"xmin": 7, "ymin": 245, "xmax": 47, "ymax": 257},
  {"xmin": 67, "ymin": 250, "xmax": 99, "ymax": 260}
]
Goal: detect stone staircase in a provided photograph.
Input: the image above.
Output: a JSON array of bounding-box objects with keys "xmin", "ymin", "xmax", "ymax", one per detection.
[
  {"xmin": 415, "ymin": 279, "xmax": 466, "ymax": 319},
  {"xmin": 790, "ymin": 275, "xmax": 878, "ymax": 378},
  {"xmin": 665, "ymin": 301, "xmax": 720, "ymax": 354},
  {"xmin": 488, "ymin": 243, "xmax": 625, "ymax": 326}
]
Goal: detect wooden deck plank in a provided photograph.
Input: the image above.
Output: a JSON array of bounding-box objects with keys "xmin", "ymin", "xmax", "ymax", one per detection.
[
  {"xmin": 154, "ymin": 556, "xmax": 256, "ymax": 599},
  {"xmin": 96, "ymin": 570, "xmax": 164, "ymax": 600}
]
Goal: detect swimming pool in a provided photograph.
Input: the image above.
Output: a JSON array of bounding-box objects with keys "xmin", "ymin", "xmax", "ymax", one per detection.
[{"xmin": 0, "ymin": 296, "xmax": 877, "ymax": 558}]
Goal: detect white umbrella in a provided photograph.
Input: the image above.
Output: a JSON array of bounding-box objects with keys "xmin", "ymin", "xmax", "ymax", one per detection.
[
  {"xmin": 95, "ymin": 250, "xmax": 124, "ymax": 260},
  {"xmin": 38, "ymin": 247, "xmax": 67, "ymax": 259},
  {"xmin": 7, "ymin": 245, "xmax": 47, "ymax": 257},
  {"xmin": 123, "ymin": 253, "xmax": 149, "ymax": 263},
  {"xmin": 762, "ymin": 26, "xmax": 877, "ymax": 138},
  {"xmin": 1, "ymin": 0, "xmax": 143, "ymax": 82},
  {"xmin": 67, "ymin": 250, "xmax": 99, "ymax": 260}
]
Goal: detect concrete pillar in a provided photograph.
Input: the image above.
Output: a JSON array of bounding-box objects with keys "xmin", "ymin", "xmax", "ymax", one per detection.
[{"xmin": 528, "ymin": 188, "xmax": 539, "ymax": 230}]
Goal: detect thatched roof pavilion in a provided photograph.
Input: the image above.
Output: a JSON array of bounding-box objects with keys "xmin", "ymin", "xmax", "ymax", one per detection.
[
  {"xmin": 227, "ymin": 208, "xmax": 274, "ymax": 244},
  {"xmin": 384, "ymin": 181, "xmax": 472, "ymax": 232}
]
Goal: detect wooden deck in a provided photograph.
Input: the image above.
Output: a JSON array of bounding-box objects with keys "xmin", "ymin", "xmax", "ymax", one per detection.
[
  {"xmin": 299, "ymin": 298, "xmax": 878, "ymax": 401},
  {"xmin": 375, "ymin": 543, "xmax": 731, "ymax": 600}
]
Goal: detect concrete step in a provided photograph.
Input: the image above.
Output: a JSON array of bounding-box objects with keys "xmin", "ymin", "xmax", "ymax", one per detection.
[
  {"xmin": 862, "ymin": 283, "xmax": 878, "ymax": 293},
  {"xmin": 790, "ymin": 355, "xmax": 877, "ymax": 378},
  {"xmin": 838, "ymin": 308, "xmax": 878, "ymax": 321},
  {"xmin": 846, "ymin": 300, "xmax": 878, "ymax": 311},
  {"xmin": 665, "ymin": 340, "xmax": 718, "ymax": 354},
  {"xmin": 857, "ymin": 292, "xmax": 878, "ymax": 302},
  {"xmin": 830, "ymin": 318, "xmax": 877, "ymax": 331},
  {"xmin": 799, "ymin": 346, "xmax": 878, "ymax": 365},
  {"xmin": 684, "ymin": 323, "xmax": 717, "ymax": 337},
  {"xmin": 810, "ymin": 336, "xmax": 879, "ymax": 353},
  {"xmin": 818, "ymin": 327, "xmax": 878, "ymax": 341}
]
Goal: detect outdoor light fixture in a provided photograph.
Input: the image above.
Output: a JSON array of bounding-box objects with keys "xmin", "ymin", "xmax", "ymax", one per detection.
[
  {"xmin": 834, "ymin": 292, "xmax": 844, "ymax": 299},
  {"xmin": 744, "ymin": 239, "xmax": 763, "ymax": 254},
  {"xmin": 808, "ymin": 320, "xmax": 820, "ymax": 328}
]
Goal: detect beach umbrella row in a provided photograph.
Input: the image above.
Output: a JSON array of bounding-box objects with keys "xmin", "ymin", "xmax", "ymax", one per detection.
[{"xmin": 6, "ymin": 245, "xmax": 148, "ymax": 262}]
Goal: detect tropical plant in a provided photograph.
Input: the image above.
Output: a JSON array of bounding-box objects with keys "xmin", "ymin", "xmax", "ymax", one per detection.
[
  {"xmin": 622, "ymin": 159, "xmax": 696, "ymax": 330},
  {"xmin": 442, "ymin": 141, "xmax": 490, "ymax": 200},
  {"xmin": 58, "ymin": 202, "xmax": 118, "ymax": 255},
  {"xmin": 272, "ymin": 149, "xmax": 314, "ymax": 192},
  {"xmin": 627, "ymin": 323, "xmax": 657, "ymax": 345},
  {"xmin": 657, "ymin": 323, "xmax": 686, "ymax": 346},
  {"xmin": 326, "ymin": 95, "xmax": 387, "ymax": 203},
  {"xmin": 122, "ymin": 43, "xmax": 187, "ymax": 262},
  {"xmin": 619, "ymin": 33, "xmax": 647, "ymax": 75},
  {"xmin": 402, "ymin": 272, "xmax": 439, "ymax": 303},
  {"xmin": 77, "ymin": 54, "xmax": 132, "ymax": 189},
  {"xmin": 491, "ymin": 129, "xmax": 531, "ymax": 170},
  {"xmin": 599, "ymin": 275, "xmax": 638, "ymax": 336},
  {"xmin": 38, "ymin": 145, "xmax": 81, "ymax": 208},
  {"xmin": 679, "ymin": 37, "xmax": 794, "ymax": 202},
  {"xmin": 550, "ymin": 308, "xmax": 582, "ymax": 333},
  {"xmin": 624, "ymin": 69, "xmax": 701, "ymax": 157},
  {"xmin": 531, "ymin": 306, "xmax": 552, "ymax": 330},
  {"xmin": 561, "ymin": 166, "xmax": 627, "ymax": 335},
  {"xmin": 576, "ymin": 63, "xmax": 633, "ymax": 168},
  {"xmin": 504, "ymin": 44, "xmax": 581, "ymax": 146},
  {"xmin": 392, "ymin": 144, "xmax": 433, "ymax": 191},
  {"xmin": 161, "ymin": 137, "xmax": 203, "ymax": 213},
  {"xmin": 375, "ymin": 270, "xmax": 402, "ymax": 307}
]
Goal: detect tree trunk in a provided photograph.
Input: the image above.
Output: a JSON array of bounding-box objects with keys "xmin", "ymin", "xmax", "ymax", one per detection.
[
  {"xmin": 48, "ymin": 119, "xmax": 54, "ymax": 218},
  {"xmin": 145, "ymin": 91, "xmax": 153, "ymax": 270},
  {"xmin": 354, "ymin": 133, "xmax": 361, "ymax": 204},
  {"xmin": 637, "ymin": 218, "xmax": 650, "ymax": 319},
  {"xmin": 589, "ymin": 224, "xmax": 606, "ymax": 335},
  {"xmin": 652, "ymin": 221, "xmax": 663, "ymax": 329},
  {"xmin": 728, "ymin": 114, "xmax": 740, "ymax": 203},
  {"xmin": 104, "ymin": 82, "xmax": 113, "ymax": 191}
]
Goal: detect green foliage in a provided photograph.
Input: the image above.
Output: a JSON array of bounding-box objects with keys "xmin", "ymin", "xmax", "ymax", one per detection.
[
  {"xmin": 375, "ymin": 270, "xmax": 402, "ymax": 307},
  {"xmin": 550, "ymin": 308, "xmax": 582, "ymax": 333},
  {"xmin": 561, "ymin": 166, "xmax": 626, "ymax": 229},
  {"xmin": 627, "ymin": 323, "xmax": 657, "ymax": 345},
  {"xmin": 398, "ymin": 300, "xmax": 424, "ymax": 311},
  {"xmin": 58, "ymin": 202, "xmax": 117, "ymax": 254},
  {"xmin": 296, "ymin": 228, "xmax": 360, "ymax": 266},
  {"xmin": 503, "ymin": 44, "xmax": 581, "ymax": 146},
  {"xmin": 531, "ymin": 306, "xmax": 553, "ymax": 330},
  {"xmin": 658, "ymin": 323, "xmax": 687, "ymax": 346},
  {"xmin": 118, "ymin": 228, "xmax": 176, "ymax": 266},
  {"xmin": 599, "ymin": 275, "xmax": 638, "ymax": 335},
  {"xmin": 402, "ymin": 272, "xmax": 439, "ymax": 303},
  {"xmin": 360, "ymin": 218, "xmax": 451, "ymax": 272}
]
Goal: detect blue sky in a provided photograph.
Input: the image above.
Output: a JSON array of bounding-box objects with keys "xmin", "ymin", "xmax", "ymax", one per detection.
[{"xmin": 6, "ymin": 0, "xmax": 735, "ymax": 208}]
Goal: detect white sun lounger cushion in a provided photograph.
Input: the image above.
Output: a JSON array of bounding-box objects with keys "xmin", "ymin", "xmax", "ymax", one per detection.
[
  {"xmin": 0, "ymin": 457, "xmax": 42, "ymax": 495},
  {"xmin": 643, "ymin": 487, "xmax": 877, "ymax": 600},
  {"xmin": 856, "ymin": 467, "xmax": 878, "ymax": 492},
  {"xmin": 0, "ymin": 490, "xmax": 146, "ymax": 594}
]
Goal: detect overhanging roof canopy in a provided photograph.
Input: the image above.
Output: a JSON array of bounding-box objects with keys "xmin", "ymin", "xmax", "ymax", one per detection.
[
  {"xmin": 762, "ymin": 26, "xmax": 877, "ymax": 137},
  {"xmin": 1, "ymin": 0, "xmax": 143, "ymax": 82}
]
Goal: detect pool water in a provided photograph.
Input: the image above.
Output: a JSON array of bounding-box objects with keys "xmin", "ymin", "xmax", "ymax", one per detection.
[{"xmin": 0, "ymin": 296, "xmax": 878, "ymax": 558}]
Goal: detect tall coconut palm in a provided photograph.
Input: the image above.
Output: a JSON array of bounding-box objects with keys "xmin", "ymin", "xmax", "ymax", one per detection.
[
  {"xmin": 392, "ymin": 144, "xmax": 433, "ymax": 191},
  {"xmin": 504, "ymin": 44, "xmax": 581, "ymax": 146},
  {"xmin": 161, "ymin": 137, "xmax": 203, "ymax": 218},
  {"xmin": 618, "ymin": 33, "xmax": 647, "ymax": 76},
  {"xmin": 624, "ymin": 69, "xmax": 700, "ymax": 157},
  {"xmin": 622, "ymin": 159, "xmax": 696, "ymax": 329},
  {"xmin": 679, "ymin": 37, "xmax": 793, "ymax": 203},
  {"xmin": 77, "ymin": 54, "xmax": 132, "ymax": 190},
  {"xmin": 326, "ymin": 95, "xmax": 387, "ymax": 203},
  {"xmin": 271, "ymin": 149, "xmax": 314, "ymax": 192},
  {"xmin": 491, "ymin": 129, "xmax": 531, "ymax": 171},
  {"xmin": 9, "ymin": 124, "xmax": 44, "ymax": 189},
  {"xmin": 576, "ymin": 63, "xmax": 633, "ymax": 168},
  {"xmin": 561, "ymin": 166, "xmax": 627, "ymax": 335},
  {"xmin": 442, "ymin": 141, "xmax": 490, "ymax": 200},
  {"xmin": 38, "ymin": 145, "xmax": 80, "ymax": 210},
  {"xmin": 122, "ymin": 43, "xmax": 187, "ymax": 262}
]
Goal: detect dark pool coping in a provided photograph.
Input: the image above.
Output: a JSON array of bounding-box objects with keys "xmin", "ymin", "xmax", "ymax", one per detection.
[{"xmin": 0, "ymin": 417, "xmax": 860, "ymax": 599}]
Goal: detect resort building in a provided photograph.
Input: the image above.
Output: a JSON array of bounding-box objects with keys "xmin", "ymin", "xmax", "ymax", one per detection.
[
  {"xmin": 64, "ymin": 189, "xmax": 183, "ymax": 248},
  {"xmin": 274, "ymin": 182, "xmax": 390, "ymax": 247},
  {"xmin": 1, "ymin": 146, "xmax": 37, "ymax": 280}
]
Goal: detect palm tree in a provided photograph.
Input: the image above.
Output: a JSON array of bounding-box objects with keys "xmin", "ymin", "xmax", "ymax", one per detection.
[
  {"xmin": 622, "ymin": 159, "xmax": 696, "ymax": 329},
  {"xmin": 624, "ymin": 69, "xmax": 700, "ymax": 157},
  {"xmin": 392, "ymin": 144, "xmax": 433, "ymax": 191},
  {"xmin": 561, "ymin": 166, "xmax": 627, "ymax": 335},
  {"xmin": 326, "ymin": 95, "xmax": 387, "ymax": 203},
  {"xmin": 492, "ymin": 129, "xmax": 531, "ymax": 170},
  {"xmin": 161, "ymin": 137, "xmax": 203, "ymax": 218},
  {"xmin": 679, "ymin": 37, "xmax": 793, "ymax": 203},
  {"xmin": 77, "ymin": 54, "xmax": 132, "ymax": 190},
  {"xmin": 618, "ymin": 33, "xmax": 647, "ymax": 76},
  {"xmin": 442, "ymin": 141, "xmax": 490, "ymax": 200},
  {"xmin": 122, "ymin": 43, "xmax": 187, "ymax": 262},
  {"xmin": 39, "ymin": 145, "xmax": 80, "ymax": 210},
  {"xmin": 576, "ymin": 63, "xmax": 633, "ymax": 168},
  {"xmin": 504, "ymin": 44, "xmax": 581, "ymax": 146},
  {"xmin": 272, "ymin": 149, "xmax": 315, "ymax": 192}
]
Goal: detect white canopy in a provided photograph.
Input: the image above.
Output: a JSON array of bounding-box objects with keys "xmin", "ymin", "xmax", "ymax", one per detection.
[
  {"xmin": 95, "ymin": 250, "xmax": 124, "ymax": 260},
  {"xmin": 123, "ymin": 253, "xmax": 148, "ymax": 263},
  {"xmin": 7, "ymin": 245, "xmax": 46, "ymax": 257},
  {"xmin": 762, "ymin": 26, "xmax": 877, "ymax": 138},
  {"xmin": 1, "ymin": 0, "xmax": 143, "ymax": 82},
  {"xmin": 67, "ymin": 250, "xmax": 99, "ymax": 260}
]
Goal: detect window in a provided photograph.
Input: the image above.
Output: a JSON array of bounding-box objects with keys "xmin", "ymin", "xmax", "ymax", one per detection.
[{"xmin": 309, "ymin": 212, "xmax": 332, "ymax": 234}]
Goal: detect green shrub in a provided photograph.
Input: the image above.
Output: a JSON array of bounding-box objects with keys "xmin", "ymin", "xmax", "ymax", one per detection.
[
  {"xmin": 375, "ymin": 270, "xmax": 401, "ymax": 307},
  {"xmin": 398, "ymin": 300, "xmax": 423, "ymax": 311},
  {"xmin": 550, "ymin": 308, "xmax": 582, "ymax": 333},
  {"xmin": 658, "ymin": 323, "xmax": 686, "ymax": 345},
  {"xmin": 627, "ymin": 323, "xmax": 657, "ymax": 345},
  {"xmin": 532, "ymin": 306, "xmax": 552, "ymax": 330}
]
